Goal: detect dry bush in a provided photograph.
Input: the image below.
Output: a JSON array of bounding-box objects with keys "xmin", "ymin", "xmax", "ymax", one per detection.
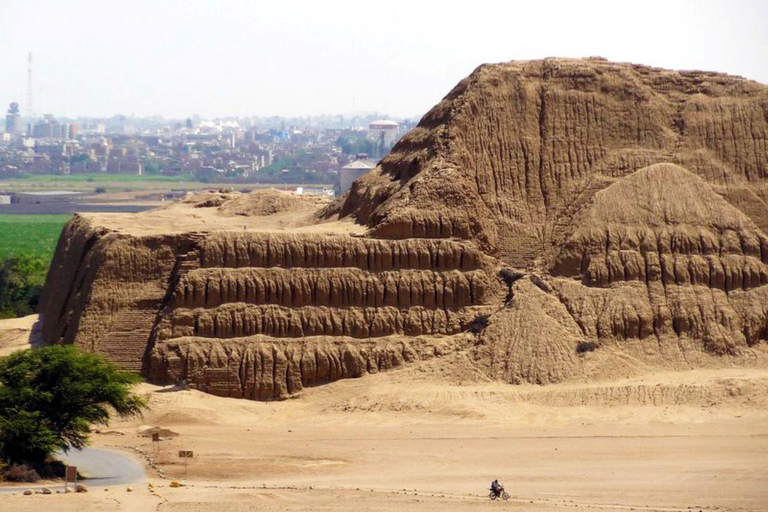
[{"xmin": 0, "ymin": 463, "xmax": 41, "ymax": 483}]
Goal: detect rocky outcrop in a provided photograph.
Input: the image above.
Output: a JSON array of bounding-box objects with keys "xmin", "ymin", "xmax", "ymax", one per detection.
[{"xmin": 41, "ymin": 59, "xmax": 768, "ymax": 399}]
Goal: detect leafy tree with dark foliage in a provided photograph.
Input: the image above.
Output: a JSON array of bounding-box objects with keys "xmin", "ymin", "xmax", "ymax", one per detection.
[
  {"xmin": 0, "ymin": 255, "xmax": 48, "ymax": 319},
  {"xmin": 0, "ymin": 345, "xmax": 146, "ymax": 465}
]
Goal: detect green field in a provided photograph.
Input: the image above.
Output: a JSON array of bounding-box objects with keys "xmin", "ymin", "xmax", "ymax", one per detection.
[
  {"xmin": 0, "ymin": 214, "xmax": 72, "ymax": 260},
  {"xmin": 0, "ymin": 215, "xmax": 71, "ymax": 318}
]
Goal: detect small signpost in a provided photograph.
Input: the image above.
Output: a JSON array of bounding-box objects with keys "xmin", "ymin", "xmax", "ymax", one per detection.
[
  {"xmin": 178, "ymin": 450, "xmax": 193, "ymax": 475},
  {"xmin": 64, "ymin": 465, "xmax": 77, "ymax": 493},
  {"xmin": 152, "ymin": 432, "xmax": 160, "ymax": 452}
]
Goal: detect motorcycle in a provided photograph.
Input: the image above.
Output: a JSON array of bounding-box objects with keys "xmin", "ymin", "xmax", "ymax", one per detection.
[{"xmin": 489, "ymin": 488, "xmax": 510, "ymax": 500}]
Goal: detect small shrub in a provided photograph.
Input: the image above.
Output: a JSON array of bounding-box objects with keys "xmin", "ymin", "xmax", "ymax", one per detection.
[
  {"xmin": 499, "ymin": 269, "xmax": 525, "ymax": 305},
  {"xmin": 94, "ymin": 187, "xmax": 107, "ymax": 194},
  {"xmin": 499, "ymin": 268, "xmax": 524, "ymax": 287},
  {"xmin": 1, "ymin": 463, "xmax": 41, "ymax": 482},
  {"xmin": 576, "ymin": 341, "xmax": 598, "ymax": 354},
  {"xmin": 469, "ymin": 314, "xmax": 490, "ymax": 334}
]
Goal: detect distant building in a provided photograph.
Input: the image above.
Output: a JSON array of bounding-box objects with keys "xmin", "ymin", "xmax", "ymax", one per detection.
[
  {"xmin": 107, "ymin": 157, "xmax": 143, "ymax": 175},
  {"xmin": 368, "ymin": 119, "xmax": 399, "ymax": 145},
  {"xmin": 339, "ymin": 156, "xmax": 376, "ymax": 194},
  {"xmin": 5, "ymin": 102, "xmax": 21, "ymax": 134},
  {"xmin": 31, "ymin": 114, "xmax": 60, "ymax": 138},
  {"xmin": 295, "ymin": 186, "xmax": 334, "ymax": 197}
]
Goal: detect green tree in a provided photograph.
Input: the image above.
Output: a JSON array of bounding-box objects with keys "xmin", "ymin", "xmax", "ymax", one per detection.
[
  {"xmin": 0, "ymin": 255, "xmax": 48, "ymax": 319},
  {"xmin": 336, "ymin": 136, "xmax": 375, "ymax": 156},
  {"xmin": 143, "ymin": 160, "xmax": 162, "ymax": 174},
  {"xmin": 0, "ymin": 346, "xmax": 146, "ymax": 465},
  {"xmin": 68, "ymin": 154, "xmax": 90, "ymax": 165}
]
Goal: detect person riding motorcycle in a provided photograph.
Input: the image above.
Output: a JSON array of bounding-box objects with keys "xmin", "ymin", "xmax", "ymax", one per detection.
[{"xmin": 490, "ymin": 479, "xmax": 504, "ymax": 496}]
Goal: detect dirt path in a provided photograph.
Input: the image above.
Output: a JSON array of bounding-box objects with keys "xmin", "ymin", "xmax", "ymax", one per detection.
[{"xmin": 0, "ymin": 447, "xmax": 145, "ymax": 495}]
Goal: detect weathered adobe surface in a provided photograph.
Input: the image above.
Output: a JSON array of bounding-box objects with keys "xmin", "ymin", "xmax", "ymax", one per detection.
[
  {"xmin": 551, "ymin": 164, "xmax": 768, "ymax": 290},
  {"xmin": 174, "ymin": 268, "xmax": 494, "ymax": 309},
  {"xmin": 147, "ymin": 335, "xmax": 467, "ymax": 400},
  {"xmin": 340, "ymin": 58, "xmax": 768, "ymax": 267},
  {"xmin": 158, "ymin": 304, "xmax": 485, "ymax": 340},
  {"xmin": 40, "ymin": 213, "xmax": 502, "ymax": 398},
  {"xmin": 41, "ymin": 59, "xmax": 768, "ymax": 399}
]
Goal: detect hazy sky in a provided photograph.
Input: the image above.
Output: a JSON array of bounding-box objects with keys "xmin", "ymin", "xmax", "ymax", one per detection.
[{"xmin": 1, "ymin": 0, "xmax": 766, "ymax": 119}]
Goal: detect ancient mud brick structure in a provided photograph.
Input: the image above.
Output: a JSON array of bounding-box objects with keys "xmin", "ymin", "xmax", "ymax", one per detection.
[{"xmin": 42, "ymin": 59, "xmax": 768, "ymax": 399}]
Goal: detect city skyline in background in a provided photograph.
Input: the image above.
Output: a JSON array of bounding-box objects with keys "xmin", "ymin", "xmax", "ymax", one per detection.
[{"xmin": 1, "ymin": 0, "xmax": 767, "ymax": 120}]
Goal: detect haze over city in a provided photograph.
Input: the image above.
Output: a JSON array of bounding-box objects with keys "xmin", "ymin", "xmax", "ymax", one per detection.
[{"xmin": 1, "ymin": 0, "xmax": 767, "ymax": 119}]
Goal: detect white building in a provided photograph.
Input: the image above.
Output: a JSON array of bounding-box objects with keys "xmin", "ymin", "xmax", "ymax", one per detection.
[
  {"xmin": 368, "ymin": 119, "xmax": 399, "ymax": 145},
  {"xmin": 340, "ymin": 157, "xmax": 376, "ymax": 194},
  {"xmin": 295, "ymin": 186, "xmax": 334, "ymax": 197}
]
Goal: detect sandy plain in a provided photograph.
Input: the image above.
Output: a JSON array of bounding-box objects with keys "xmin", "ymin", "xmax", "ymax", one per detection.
[{"xmin": 1, "ymin": 316, "xmax": 767, "ymax": 512}]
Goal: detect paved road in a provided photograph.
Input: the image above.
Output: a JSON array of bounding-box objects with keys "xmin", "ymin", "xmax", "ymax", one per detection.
[{"xmin": 0, "ymin": 447, "xmax": 145, "ymax": 493}]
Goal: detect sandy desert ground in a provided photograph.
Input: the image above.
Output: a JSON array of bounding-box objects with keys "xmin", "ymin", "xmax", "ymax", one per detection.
[
  {"xmin": 0, "ymin": 314, "xmax": 41, "ymax": 357},
  {"xmin": 2, "ymin": 316, "xmax": 767, "ymax": 512}
]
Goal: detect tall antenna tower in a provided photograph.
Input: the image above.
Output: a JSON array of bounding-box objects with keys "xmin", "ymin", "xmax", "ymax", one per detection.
[{"xmin": 26, "ymin": 52, "xmax": 34, "ymax": 120}]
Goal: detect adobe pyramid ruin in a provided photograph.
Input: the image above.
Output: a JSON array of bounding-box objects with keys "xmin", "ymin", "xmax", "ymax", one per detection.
[{"xmin": 41, "ymin": 58, "xmax": 768, "ymax": 399}]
